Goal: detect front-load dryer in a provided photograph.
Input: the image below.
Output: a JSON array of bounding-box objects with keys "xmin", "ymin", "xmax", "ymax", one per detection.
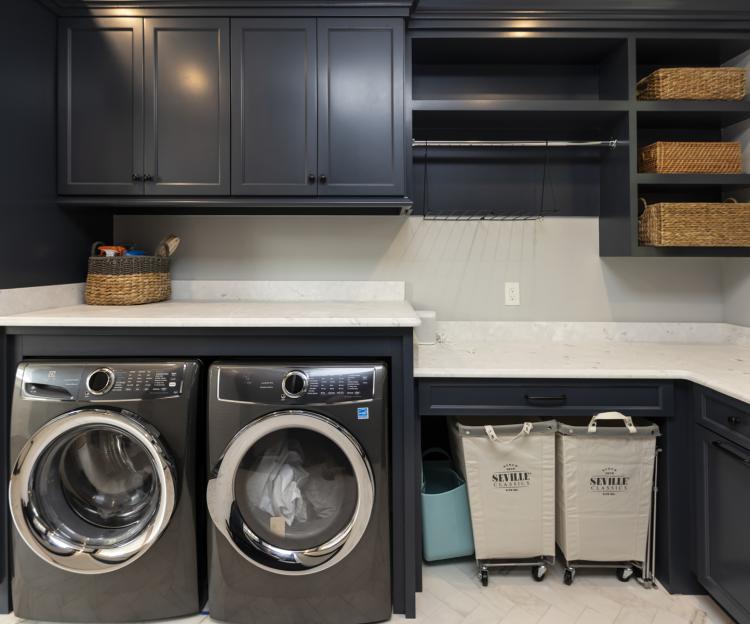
[
  {"xmin": 206, "ymin": 362, "xmax": 390, "ymax": 624},
  {"xmin": 8, "ymin": 360, "xmax": 203, "ymax": 622}
]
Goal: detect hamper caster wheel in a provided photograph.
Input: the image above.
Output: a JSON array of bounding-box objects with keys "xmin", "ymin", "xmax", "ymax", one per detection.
[
  {"xmin": 564, "ymin": 568, "xmax": 576, "ymax": 586},
  {"xmin": 617, "ymin": 567, "xmax": 634, "ymax": 583},
  {"xmin": 532, "ymin": 565, "xmax": 547, "ymax": 582},
  {"xmin": 480, "ymin": 569, "xmax": 489, "ymax": 587}
]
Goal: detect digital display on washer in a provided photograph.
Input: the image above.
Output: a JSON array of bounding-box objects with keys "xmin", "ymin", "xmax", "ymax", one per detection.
[
  {"xmin": 91, "ymin": 365, "xmax": 185, "ymax": 400},
  {"xmin": 218, "ymin": 366, "xmax": 375, "ymax": 404}
]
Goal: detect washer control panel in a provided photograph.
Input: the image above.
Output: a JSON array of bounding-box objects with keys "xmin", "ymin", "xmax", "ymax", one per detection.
[
  {"xmin": 22, "ymin": 363, "xmax": 185, "ymax": 401},
  {"xmin": 218, "ymin": 365, "xmax": 376, "ymax": 405}
]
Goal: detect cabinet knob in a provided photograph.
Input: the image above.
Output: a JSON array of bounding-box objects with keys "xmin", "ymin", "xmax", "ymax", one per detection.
[
  {"xmin": 143, "ymin": 174, "xmax": 154, "ymax": 182},
  {"xmin": 308, "ymin": 174, "xmax": 316, "ymax": 184},
  {"xmin": 319, "ymin": 175, "xmax": 327, "ymax": 184},
  {"xmin": 728, "ymin": 416, "xmax": 742, "ymax": 426},
  {"xmin": 131, "ymin": 174, "xmax": 143, "ymax": 182}
]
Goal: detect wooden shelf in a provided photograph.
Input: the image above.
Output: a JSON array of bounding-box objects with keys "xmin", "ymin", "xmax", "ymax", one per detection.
[{"xmin": 637, "ymin": 173, "xmax": 750, "ymax": 186}]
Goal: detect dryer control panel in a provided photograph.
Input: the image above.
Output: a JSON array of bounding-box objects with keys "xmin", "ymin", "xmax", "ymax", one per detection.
[
  {"xmin": 218, "ymin": 365, "xmax": 377, "ymax": 405},
  {"xmin": 22, "ymin": 363, "xmax": 186, "ymax": 401}
]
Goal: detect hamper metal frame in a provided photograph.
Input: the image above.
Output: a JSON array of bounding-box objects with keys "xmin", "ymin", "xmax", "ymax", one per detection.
[{"xmin": 561, "ymin": 447, "xmax": 662, "ymax": 588}]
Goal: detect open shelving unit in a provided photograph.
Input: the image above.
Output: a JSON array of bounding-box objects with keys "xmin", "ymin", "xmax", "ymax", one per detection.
[
  {"xmin": 410, "ymin": 34, "xmax": 630, "ymax": 220},
  {"xmin": 627, "ymin": 36, "xmax": 750, "ymax": 256},
  {"xmin": 409, "ymin": 30, "xmax": 750, "ymax": 255}
]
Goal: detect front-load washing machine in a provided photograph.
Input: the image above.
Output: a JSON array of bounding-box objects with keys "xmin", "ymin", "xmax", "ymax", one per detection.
[
  {"xmin": 8, "ymin": 360, "xmax": 203, "ymax": 622},
  {"xmin": 206, "ymin": 362, "xmax": 390, "ymax": 624}
]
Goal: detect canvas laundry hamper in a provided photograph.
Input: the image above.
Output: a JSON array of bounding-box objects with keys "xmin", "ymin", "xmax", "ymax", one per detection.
[
  {"xmin": 556, "ymin": 413, "xmax": 660, "ymax": 564},
  {"xmin": 451, "ymin": 418, "xmax": 556, "ymax": 561}
]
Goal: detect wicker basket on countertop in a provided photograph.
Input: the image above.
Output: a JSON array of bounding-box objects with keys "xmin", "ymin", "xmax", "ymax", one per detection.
[
  {"xmin": 85, "ymin": 255, "xmax": 171, "ymax": 305},
  {"xmin": 639, "ymin": 141, "xmax": 743, "ymax": 174},
  {"xmin": 637, "ymin": 68, "xmax": 747, "ymax": 101},
  {"xmin": 639, "ymin": 198, "xmax": 750, "ymax": 247}
]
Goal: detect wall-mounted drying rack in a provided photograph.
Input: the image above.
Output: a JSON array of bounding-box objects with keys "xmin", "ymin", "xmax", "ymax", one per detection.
[
  {"xmin": 414, "ymin": 139, "xmax": 628, "ymax": 220},
  {"xmin": 412, "ymin": 139, "xmax": 628, "ymax": 149}
]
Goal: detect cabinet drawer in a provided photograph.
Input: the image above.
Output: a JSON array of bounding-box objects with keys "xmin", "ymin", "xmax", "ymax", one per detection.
[
  {"xmin": 418, "ymin": 379, "xmax": 674, "ymax": 417},
  {"xmin": 697, "ymin": 388, "xmax": 750, "ymax": 449}
]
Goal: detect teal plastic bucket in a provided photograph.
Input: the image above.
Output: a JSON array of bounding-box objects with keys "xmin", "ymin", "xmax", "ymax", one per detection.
[{"xmin": 421, "ymin": 449, "xmax": 475, "ymax": 562}]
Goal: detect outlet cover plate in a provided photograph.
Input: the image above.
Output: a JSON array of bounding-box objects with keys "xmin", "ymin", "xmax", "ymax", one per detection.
[{"xmin": 505, "ymin": 282, "xmax": 521, "ymax": 306}]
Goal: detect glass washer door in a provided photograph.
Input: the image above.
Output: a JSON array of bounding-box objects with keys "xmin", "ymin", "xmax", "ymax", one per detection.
[
  {"xmin": 8, "ymin": 408, "xmax": 177, "ymax": 574},
  {"xmin": 207, "ymin": 410, "xmax": 374, "ymax": 575}
]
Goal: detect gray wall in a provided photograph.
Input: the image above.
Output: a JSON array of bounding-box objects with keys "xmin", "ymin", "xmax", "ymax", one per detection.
[
  {"xmin": 0, "ymin": 0, "xmax": 110, "ymax": 289},
  {"xmin": 723, "ymin": 260, "xmax": 750, "ymax": 327},
  {"xmin": 115, "ymin": 215, "xmax": 729, "ymax": 322}
]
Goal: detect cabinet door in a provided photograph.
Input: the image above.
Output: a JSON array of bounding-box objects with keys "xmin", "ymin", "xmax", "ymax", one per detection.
[
  {"xmin": 58, "ymin": 18, "xmax": 143, "ymax": 195},
  {"xmin": 317, "ymin": 19, "xmax": 405, "ymax": 196},
  {"xmin": 232, "ymin": 18, "xmax": 317, "ymax": 196},
  {"xmin": 144, "ymin": 19, "xmax": 230, "ymax": 196},
  {"xmin": 695, "ymin": 426, "xmax": 750, "ymax": 623}
]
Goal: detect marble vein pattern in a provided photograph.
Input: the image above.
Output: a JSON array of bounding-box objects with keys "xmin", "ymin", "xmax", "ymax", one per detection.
[
  {"xmin": 0, "ymin": 283, "xmax": 84, "ymax": 315},
  {"xmin": 170, "ymin": 280, "xmax": 407, "ymax": 302},
  {"xmin": 0, "ymin": 300, "xmax": 421, "ymax": 328},
  {"xmin": 415, "ymin": 322, "xmax": 750, "ymax": 404}
]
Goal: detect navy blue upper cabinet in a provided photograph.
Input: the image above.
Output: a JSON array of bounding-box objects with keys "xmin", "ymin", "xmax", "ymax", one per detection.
[
  {"xmin": 59, "ymin": 18, "xmax": 230, "ymax": 196},
  {"xmin": 232, "ymin": 19, "xmax": 318, "ymax": 196},
  {"xmin": 317, "ymin": 19, "xmax": 405, "ymax": 196},
  {"xmin": 58, "ymin": 19, "xmax": 144, "ymax": 195},
  {"xmin": 144, "ymin": 19, "xmax": 230, "ymax": 195},
  {"xmin": 232, "ymin": 18, "xmax": 406, "ymax": 197}
]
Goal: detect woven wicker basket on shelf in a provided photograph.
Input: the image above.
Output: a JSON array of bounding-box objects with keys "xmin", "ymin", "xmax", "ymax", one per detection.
[
  {"xmin": 639, "ymin": 141, "xmax": 743, "ymax": 174},
  {"xmin": 639, "ymin": 198, "xmax": 750, "ymax": 247},
  {"xmin": 85, "ymin": 256, "xmax": 171, "ymax": 305},
  {"xmin": 637, "ymin": 68, "xmax": 747, "ymax": 101}
]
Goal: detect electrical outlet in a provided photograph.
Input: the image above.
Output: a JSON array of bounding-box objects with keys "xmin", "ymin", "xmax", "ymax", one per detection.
[{"xmin": 505, "ymin": 282, "xmax": 521, "ymax": 306}]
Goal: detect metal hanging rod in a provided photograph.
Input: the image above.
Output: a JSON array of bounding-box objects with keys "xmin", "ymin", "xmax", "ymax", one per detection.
[{"xmin": 412, "ymin": 139, "xmax": 628, "ymax": 149}]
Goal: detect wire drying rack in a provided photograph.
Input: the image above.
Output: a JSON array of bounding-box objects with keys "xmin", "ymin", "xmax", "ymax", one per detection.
[{"xmin": 414, "ymin": 139, "xmax": 628, "ymax": 221}]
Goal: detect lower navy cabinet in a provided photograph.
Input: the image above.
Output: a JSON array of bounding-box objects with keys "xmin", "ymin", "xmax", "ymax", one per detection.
[{"xmin": 695, "ymin": 423, "xmax": 750, "ymax": 624}]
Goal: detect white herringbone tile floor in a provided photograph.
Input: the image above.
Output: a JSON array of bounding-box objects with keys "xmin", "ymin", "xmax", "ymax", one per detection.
[
  {"xmin": 391, "ymin": 559, "xmax": 735, "ymax": 624},
  {"xmin": 0, "ymin": 560, "xmax": 734, "ymax": 624}
]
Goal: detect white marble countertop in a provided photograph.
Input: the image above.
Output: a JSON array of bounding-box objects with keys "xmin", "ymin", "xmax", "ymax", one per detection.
[
  {"xmin": 415, "ymin": 322, "xmax": 750, "ymax": 405},
  {"xmin": 0, "ymin": 300, "xmax": 420, "ymax": 328}
]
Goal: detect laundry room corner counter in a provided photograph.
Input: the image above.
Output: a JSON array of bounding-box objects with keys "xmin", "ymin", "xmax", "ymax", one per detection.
[
  {"xmin": 411, "ymin": 321, "xmax": 750, "ymax": 616},
  {"xmin": 0, "ymin": 282, "xmax": 421, "ymax": 618}
]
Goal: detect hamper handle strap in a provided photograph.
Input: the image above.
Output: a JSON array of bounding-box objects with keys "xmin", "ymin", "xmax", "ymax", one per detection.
[
  {"xmin": 588, "ymin": 411, "xmax": 637, "ymax": 434},
  {"xmin": 422, "ymin": 447, "xmax": 452, "ymax": 461},
  {"xmin": 485, "ymin": 422, "xmax": 533, "ymax": 443}
]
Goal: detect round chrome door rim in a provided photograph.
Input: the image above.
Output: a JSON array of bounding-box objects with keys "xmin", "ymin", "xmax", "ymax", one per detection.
[
  {"xmin": 207, "ymin": 410, "xmax": 375, "ymax": 576},
  {"xmin": 8, "ymin": 408, "xmax": 177, "ymax": 575}
]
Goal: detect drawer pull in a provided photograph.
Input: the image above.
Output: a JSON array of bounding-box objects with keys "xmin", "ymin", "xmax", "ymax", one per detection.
[
  {"xmin": 525, "ymin": 394, "xmax": 567, "ymax": 406},
  {"xmin": 712, "ymin": 440, "xmax": 750, "ymax": 467},
  {"xmin": 728, "ymin": 416, "xmax": 742, "ymax": 426}
]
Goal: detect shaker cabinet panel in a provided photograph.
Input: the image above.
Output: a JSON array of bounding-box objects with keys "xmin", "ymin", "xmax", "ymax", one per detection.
[
  {"xmin": 58, "ymin": 18, "xmax": 143, "ymax": 195},
  {"xmin": 317, "ymin": 19, "xmax": 405, "ymax": 196},
  {"xmin": 232, "ymin": 19, "xmax": 317, "ymax": 196},
  {"xmin": 144, "ymin": 19, "xmax": 230, "ymax": 195},
  {"xmin": 695, "ymin": 425, "xmax": 750, "ymax": 624}
]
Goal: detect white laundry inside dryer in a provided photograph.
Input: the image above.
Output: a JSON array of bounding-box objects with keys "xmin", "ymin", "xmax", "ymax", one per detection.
[{"xmin": 244, "ymin": 436, "xmax": 349, "ymax": 530}]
